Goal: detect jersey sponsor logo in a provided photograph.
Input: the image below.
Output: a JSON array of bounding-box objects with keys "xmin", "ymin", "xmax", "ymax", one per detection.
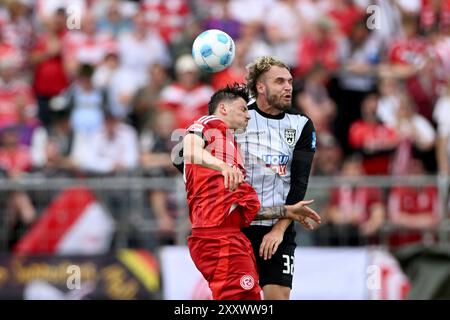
[
  {"xmin": 245, "ymin": 130, "xmax": 266, "ymax": 136},
  {"xmin": 262, "ymin": 154, "xmax": 289, "ymax": 176},
  {"xmin": 240, "ymin": 275, "xmax": 255, "ymax": 290},
  {"xmin": 311, "ymin": 131, "xmax": 316, "ymax": 151},
  {"xmin": 187, "ymin": 123, "xmax": 204, "ymax": 133},
  {"xmin": 262, "ymin": 154, "xmax": 289, "ymax": 165},
  {"xmin": 284, "ymin": 129, "xmax": 296, "ymax": 146}
]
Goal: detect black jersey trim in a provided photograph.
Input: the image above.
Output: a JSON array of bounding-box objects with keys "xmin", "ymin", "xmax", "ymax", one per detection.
[
  {"xmin": 248, "ymin": 102, "xmax": 305, "ymax": 119},
  {"xmin": 248, "ymin": 102, "xmax": 286, "ymax": 119}
]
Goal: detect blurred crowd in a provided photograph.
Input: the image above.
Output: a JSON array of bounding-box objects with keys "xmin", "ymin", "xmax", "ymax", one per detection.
[{"xmin": 0, "ymin": 0, "xmax": 449, "ymax": 250}]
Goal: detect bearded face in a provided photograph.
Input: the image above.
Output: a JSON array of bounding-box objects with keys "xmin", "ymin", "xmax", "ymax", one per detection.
[
  {"xmin": 258, "ymin": 66, "xmax": 293, "ymax": 113},
  {"xmin": 266, "ymin": 85, "xmax": 292, "ymax": 111}
]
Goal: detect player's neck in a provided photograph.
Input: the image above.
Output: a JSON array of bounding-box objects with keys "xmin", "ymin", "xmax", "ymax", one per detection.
[
  {"xmin": 212, "ymin": 115, "xmax": 233, "ymax": 130},
  {"xmin": 256, "ymin": 97, "xmax": 283, "ymax": 116},
  {"xmin": 222, "ymin": 119, "xmax": 235, "ymax": 132}
]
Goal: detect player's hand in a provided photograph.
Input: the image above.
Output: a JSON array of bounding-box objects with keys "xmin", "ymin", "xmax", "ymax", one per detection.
[
  {"xmin": 259, "ymin": 228, "xmax": 284, "ymax": 260},
  {"xmin": 284, "ymin": 200, "xmax": 322, "ymax": 230},
  {"xmin": 221, "ymin": 164, "xmax": 244, "ymax": 191}
]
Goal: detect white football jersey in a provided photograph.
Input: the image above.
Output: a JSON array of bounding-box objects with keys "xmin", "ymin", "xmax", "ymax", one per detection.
[{"xmin": 236, "ymin": 102, "xmax": 316, "ymax": 227}]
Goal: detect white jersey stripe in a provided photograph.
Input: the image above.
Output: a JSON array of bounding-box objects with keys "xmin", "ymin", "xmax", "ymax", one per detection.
[
  {"xmin": 203, "ymin": 116, "xmax": 221, "ymax": 125},
  {"xmin": 197, "ymin": 115, "xmax": 209, "ymax": 123},
  {"xmin": 198, "ymin": 115, "xmax": 215, "ymax": 124}
]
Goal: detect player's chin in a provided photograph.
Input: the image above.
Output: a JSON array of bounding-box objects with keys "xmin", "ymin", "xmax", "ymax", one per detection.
[
  {"xmin": 281, "ymin": 101, "xmax": 291, "ymax": 110},
  {"xmin": 237, "ymin": 121, "xmax": 248, "ymax": 130},
  {"xmin": 276, "ymin": 100, "xmax": 291, "ymax": 111}
]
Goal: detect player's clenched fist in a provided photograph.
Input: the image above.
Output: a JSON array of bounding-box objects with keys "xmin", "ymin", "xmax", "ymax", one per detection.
[{"xmin": 220, "ymin": 163, "xmax": 244, "ymax": 191}]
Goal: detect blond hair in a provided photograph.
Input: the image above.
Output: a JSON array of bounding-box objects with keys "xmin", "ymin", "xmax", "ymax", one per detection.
[{"xmin": 245, "ymin": 56, "xmax": 290, "ymax": 98}]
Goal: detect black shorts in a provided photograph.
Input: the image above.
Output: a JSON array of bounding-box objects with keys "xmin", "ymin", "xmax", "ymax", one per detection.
[{"xmin": 242, "ymin": 223, "xmax": 296, "ymax": 288}]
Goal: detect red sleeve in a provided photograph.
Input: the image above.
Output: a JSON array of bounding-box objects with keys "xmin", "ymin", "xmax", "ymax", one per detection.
[
  {"xmin": 235, "ymin": 182, "xmax": 261, "ymax": 227},
  {"xmin": 186, "ymin": 121, "xmax": 207, "ymax": 136},
  {"xmin": 186, "ymin": 118, "xmax": 225, "ymax": 146},
  {"xmin": 348, "ymin": 121, "xmax": 364, "ymax": 148}
]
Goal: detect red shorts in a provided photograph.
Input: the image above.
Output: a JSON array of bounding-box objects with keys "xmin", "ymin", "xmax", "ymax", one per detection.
[{"xmin": 188, "ymin": 225, "xmax": 261, "ymax": 300}]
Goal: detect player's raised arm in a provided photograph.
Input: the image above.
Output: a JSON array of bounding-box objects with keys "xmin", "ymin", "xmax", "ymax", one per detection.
[
  {"xmin": 183, "ymin": 133, "xmax": 244, "ymax": 191},
  {"xmin": 183, "ymin": 133, "xmax": 221, "ymax": 171}
]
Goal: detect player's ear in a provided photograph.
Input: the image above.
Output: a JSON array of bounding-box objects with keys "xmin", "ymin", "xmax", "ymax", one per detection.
[
  {"xmin": 256, "ymin": 81, "xmax": 265, "ymax": 95},
  {"xmin": 218, "ymin": 102, "xmax": 227, "ymax": 115}
]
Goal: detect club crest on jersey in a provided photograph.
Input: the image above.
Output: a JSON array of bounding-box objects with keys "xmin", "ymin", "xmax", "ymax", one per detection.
[
  {"xmin": 284, "ymin": 129, "xmax": 296, "ymax": 146},
  {"xmin": 240, "ymin": 275, "xmax": 255, "ymax": 290}
]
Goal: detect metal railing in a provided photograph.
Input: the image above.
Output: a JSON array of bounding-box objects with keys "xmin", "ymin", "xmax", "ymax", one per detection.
[{"xmin": 0, "ymin": 174, "xmax": 449, "ymax": 251}]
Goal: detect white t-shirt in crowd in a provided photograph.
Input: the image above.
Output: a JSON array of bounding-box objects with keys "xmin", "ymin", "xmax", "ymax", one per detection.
[
  {"xmin": 74, "ymin": 122, "xmax": 139, "ymax": 174},
  {"xmin": 118, "ymin": 31, "xmax": 170, "ymax": 88}
]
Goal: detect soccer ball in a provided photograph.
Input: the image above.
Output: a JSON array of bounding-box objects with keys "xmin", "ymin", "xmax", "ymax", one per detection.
[{"xmin": 192, "ymin": 29, "xmax": 235, "ymax": 73}]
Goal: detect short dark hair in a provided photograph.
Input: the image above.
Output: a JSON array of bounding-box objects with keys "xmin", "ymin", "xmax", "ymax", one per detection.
[
  {"xmin": 208, "ymin": 83, "xmax": 250, "ymax": 115},
  {"xmin": 78, "ymin": 63, "xmax": 95, "ymax": 79},
  {"xmin": 56, "ymin": 7, "xmax": 67, "ymax": 16}
]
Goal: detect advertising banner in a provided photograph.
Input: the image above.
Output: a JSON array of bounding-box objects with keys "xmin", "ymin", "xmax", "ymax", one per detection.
[
  {"xmin": 0, "ymin": 249, "xmax": 160, "ymax": 300},
  {"xmin": 160, "ymin": 246, "xmax": 410, "ymax": 300}
]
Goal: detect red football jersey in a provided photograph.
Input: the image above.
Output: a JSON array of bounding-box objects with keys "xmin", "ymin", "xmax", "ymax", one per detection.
[
  {"xmin": 388, "ymin": 37, "xmax": 429, "ymax": 67},
  {"xmin": 348, "ymin": 120, "xmax": 397, "ymax": 175},
  {"xmin": 184, "ymin": 115, "xmax": 260, "ymax": 228},
  {"xmin": 329, "ymin": 186, "xmax": 383, "ymax": 224},
  {"xmin": 387, "ymin": 186, "xmax": 440, "ymax": 248},
  {"xmin": 388, "ymin": 186, "xmax": 439, "ymax": 219}
]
